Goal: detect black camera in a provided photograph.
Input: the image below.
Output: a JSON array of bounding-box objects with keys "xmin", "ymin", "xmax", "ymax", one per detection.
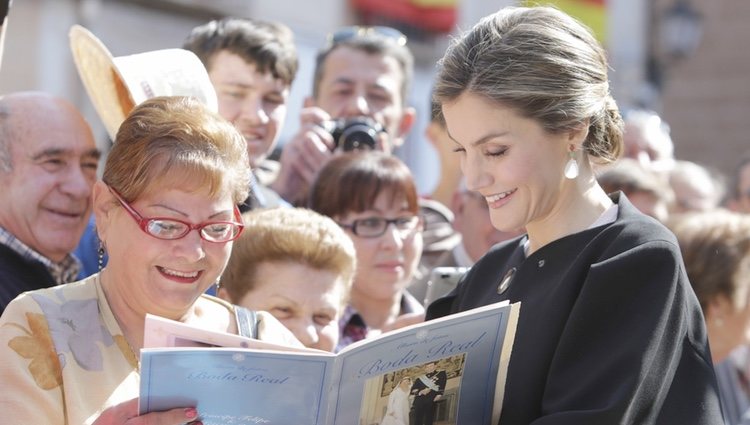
[{"xmin": 322, "ymin": 117, "xmax": 384, "ymax": 152}]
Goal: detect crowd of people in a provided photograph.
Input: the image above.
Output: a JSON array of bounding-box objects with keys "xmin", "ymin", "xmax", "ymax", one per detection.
[{"xmin": 1, "ymin": 0, "xmax": 749, "ymax": 424}]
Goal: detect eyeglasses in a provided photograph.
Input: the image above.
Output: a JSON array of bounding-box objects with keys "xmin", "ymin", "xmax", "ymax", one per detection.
[
  {"xmin": 338, "ymin": 216, "xmax": 420, "ymax": 238},
  {"xmin": 108, "ymin": 186, "xmax": 244, "ymax": 243},
  {"xmin": 327, "ymin": 26, "xmax": 408, "ymax": 47}
]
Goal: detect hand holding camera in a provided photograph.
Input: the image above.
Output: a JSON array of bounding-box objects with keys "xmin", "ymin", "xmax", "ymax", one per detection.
[
  {"xmin": 272, "ymin": 108, "xmax": 387, "ymax": 205},
  {"xmin": 320, "ymin": 116, "xmax": 385, "ymax": 152}
]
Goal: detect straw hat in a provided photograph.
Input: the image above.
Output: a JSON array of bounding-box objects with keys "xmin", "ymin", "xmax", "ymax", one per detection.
[
  {"xmin": 0, "ymin": 15, "xmax": 7, "ymax": 71},
  {"xmin": 69, "ymin": 25, "xmax": 218, "ymax": 141}
]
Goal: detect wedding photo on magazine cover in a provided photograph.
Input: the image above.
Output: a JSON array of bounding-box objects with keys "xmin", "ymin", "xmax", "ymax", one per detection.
[
  {"xmin": 359, "ymin": 355, "xmax": 465, "ymax": 425},
  {"xmin": 138, "ymin": 301, "xmax": 519, "ymax": 425}
]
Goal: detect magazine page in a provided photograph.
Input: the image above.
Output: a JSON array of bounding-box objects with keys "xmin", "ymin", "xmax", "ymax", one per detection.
[
  {"xmin": 142, "ymin": 313, "xmax": 313, "ymax": 353},
  {"xmin": 139, "ymin": 346, "xmax": 337, "ymax": 424},
  {"xmin": 139, "ymin": 301, "xmax": 519, "ymax": 425},
  {"xmin": 329, "ymin": 301, "xmax": 519, "ymax": 425},
  {"xmin": 140, "ymin": 314, "xmax": 335, "ymax": 424}
]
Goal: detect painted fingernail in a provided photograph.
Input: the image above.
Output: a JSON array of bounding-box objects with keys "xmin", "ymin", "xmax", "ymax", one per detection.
[{"xmin": 184, "ymin": 408, "xmax": 198, "ymax": 419}]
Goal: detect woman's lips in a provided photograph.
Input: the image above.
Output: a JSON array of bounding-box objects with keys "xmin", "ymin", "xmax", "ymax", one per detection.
[
  {"xmin": 485, "ymin": 189, "xmax": 516, "ymax": 208},
  {"xmin": 157, "ymin": 266, "xmax": 202, "ymax": 284}
]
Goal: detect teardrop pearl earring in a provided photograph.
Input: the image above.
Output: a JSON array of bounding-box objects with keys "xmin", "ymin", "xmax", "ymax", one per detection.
[{"xmin": 564, "ymin": 150, "xmax": 579, "ymax": 179}]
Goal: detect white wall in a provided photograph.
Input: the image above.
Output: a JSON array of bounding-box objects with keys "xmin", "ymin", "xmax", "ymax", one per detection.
[{"xmin": 607, "ymin": 0, "xmax": 654, "ymax": 110}]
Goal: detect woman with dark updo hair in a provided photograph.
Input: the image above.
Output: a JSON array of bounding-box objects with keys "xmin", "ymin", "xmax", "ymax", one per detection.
[{"xmin": 426, "ymin": 6, "xmax": 723, "ymax": 424}]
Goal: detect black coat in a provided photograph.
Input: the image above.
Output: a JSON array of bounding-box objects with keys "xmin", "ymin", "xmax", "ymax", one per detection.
[
  {"xmin": 427, "ymin": 193, "xmax": 724, "ymax": 425},
  {"xmin": 0, "ymin": 244, "xmax": 55, "ymax": 316}
]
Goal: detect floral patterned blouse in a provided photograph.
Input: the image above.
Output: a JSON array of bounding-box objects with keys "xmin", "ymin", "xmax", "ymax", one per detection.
[{"xmin": 0, "ymin": 273, "xmax": 296, "ymax": 424}]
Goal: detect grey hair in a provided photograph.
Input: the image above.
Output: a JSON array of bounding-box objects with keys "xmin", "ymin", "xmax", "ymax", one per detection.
[{"xmin": 434, "ymin": 6, "xmax": 623, "ymax": 163}]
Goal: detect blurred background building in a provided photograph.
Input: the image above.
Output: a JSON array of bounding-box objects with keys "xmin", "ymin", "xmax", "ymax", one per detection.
[{"xmin": 0, "ymin": 0, "xmax": 747, "ymax": 193}]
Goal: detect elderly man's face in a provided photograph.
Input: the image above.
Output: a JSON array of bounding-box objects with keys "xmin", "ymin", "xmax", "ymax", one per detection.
[{"xmin": 0, "ymin": 95, "xmax": 99, "ymax": 262}]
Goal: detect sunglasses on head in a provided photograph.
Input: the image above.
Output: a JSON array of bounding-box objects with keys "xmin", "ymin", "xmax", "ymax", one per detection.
[{"xmin": 327, "ymin": 26, "xmax": 408, "ymax": 47}]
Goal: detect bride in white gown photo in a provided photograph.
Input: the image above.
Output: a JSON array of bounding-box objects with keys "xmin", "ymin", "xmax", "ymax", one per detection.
[{"xmin": 380, "ymin": 377, "xmax": 412, "ymax": 425}]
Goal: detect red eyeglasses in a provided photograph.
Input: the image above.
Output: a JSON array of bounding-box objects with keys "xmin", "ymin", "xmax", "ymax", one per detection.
[{"xmin": 108, "ymin": 186, "xmax": 244, "ymax": 243}]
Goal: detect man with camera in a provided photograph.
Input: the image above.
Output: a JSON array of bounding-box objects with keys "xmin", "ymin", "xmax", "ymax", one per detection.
[
  {"xmin": 271, "ymin": 27, "xmax": 458, "ymax": 311},
  {"xmin": 270, "ymin": 26, "xmax": 417, "ymax": 206}
]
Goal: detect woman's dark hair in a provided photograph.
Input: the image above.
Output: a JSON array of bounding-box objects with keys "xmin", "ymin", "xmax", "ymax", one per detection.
[
  {"xmin": 308, "ymin": 151, "xmax": 418, "ymax": 218},
  {"xmin": 434, "ymin": 6, "xmax": 623, "ymax": 164}
]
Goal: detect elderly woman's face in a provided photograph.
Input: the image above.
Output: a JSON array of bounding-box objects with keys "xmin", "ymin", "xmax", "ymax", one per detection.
[
  {"xmin": 231, "ymin": 261, "xmax": 345, "ymax": 353},
  {"xmin": 100, "ymin": 183, "xmax": 236, "ymax": 316}
]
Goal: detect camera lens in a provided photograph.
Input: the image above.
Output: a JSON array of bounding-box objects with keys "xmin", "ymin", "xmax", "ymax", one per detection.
[
  {"xmin": 339, "ymin": 123, "xmax": 378, "ymax": 151},
  {"xmin": 327, "ymin": 117, "xmax": 384, "ymax": 152}
]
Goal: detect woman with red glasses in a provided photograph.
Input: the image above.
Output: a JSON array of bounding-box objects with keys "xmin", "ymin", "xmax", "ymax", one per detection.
[
  {"xmin": 308, "ymin": 151, "xmax": 425, "ymax": 352},
  {"xmin": 0, "ymin": 96, "xmax": 298, "ymax": 424}
]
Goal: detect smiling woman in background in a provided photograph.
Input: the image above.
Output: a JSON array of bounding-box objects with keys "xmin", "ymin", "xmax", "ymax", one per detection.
[
  {"xmin": 426, "ymin": 6, "xmax": 723, "ymax": 424},
  {"xmin": 0, "ymin": 96, "xmax": 298, "ymax": 425},
  {"xmin": 309, "ymin": 151, "xmax": 425, "ymax": 351}
]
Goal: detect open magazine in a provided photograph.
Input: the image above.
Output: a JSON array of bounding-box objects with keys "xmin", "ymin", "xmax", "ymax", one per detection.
[{"xmin": 139, "ymin": 301, "xmax": 520, "ymax": 425}]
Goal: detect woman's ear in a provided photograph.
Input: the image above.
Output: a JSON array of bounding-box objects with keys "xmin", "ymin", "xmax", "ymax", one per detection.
[
  {"xmin": 92, "ymin": 181, "xmax": 116, "ymax": 243},
  {"xmin": 216, "ymin": 287, "xmax": 232, "ymax": 302},
  {"xmin": 393, "ymin": 106, "xmax": 417, "ymax": 147},
  {"xmin": 567, "ymin": 119, "xmax": 590, "ymax": 149}
]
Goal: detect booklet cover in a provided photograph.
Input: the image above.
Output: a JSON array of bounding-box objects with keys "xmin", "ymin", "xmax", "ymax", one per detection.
[{"xmin": 139, "ymin": 301, "xmax": 520, "ymax": 425}]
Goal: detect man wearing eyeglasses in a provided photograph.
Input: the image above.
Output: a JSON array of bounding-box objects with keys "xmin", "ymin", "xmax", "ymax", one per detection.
[
  {"xmin": 0, "ymin": 92, "xmax": 100, "ymax": 315},
  {"xmin": 270, "ymin": 26, "xmax": 417, "ymax": 206}
]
